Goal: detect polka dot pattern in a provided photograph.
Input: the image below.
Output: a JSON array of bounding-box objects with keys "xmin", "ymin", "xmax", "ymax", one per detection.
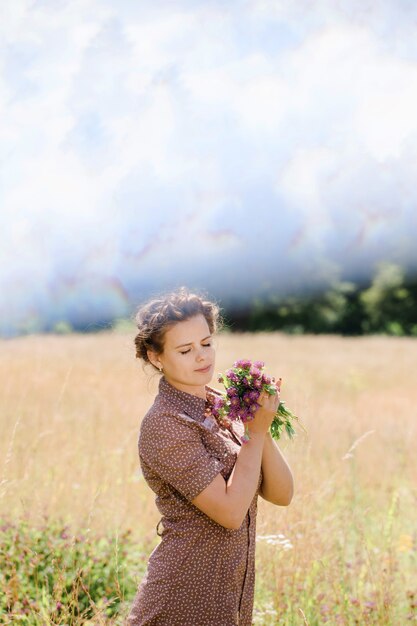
[{"xmin": 127, "ymin": 376, "xmax": 263, "ymax": 626}]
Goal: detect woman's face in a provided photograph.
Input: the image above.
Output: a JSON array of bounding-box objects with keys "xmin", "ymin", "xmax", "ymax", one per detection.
[{"xmin": 148, "ymin": 313, "xmax": 216, "ymax": 396}]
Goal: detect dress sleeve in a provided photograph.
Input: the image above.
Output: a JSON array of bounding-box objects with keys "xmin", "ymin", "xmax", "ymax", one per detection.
[{"xmin": 138, "ymin": 411, "xmax": 226, "ymax": 501}]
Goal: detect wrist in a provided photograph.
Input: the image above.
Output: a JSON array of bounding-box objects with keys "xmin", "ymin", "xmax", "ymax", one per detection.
[{"xmin": 246, "ymin": 430, "xmax": 267, "ymax": 443}]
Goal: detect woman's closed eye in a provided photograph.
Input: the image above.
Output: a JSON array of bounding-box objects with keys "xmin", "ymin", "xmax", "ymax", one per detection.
[{"xmin": 180, "ymin": 343, "xmax": 212, "ymax": 355}]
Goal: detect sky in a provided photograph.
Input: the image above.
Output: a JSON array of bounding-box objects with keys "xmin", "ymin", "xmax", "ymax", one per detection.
[{"xmin": 1, "ymin": 0, "xmax": 417, "ymax": 336}]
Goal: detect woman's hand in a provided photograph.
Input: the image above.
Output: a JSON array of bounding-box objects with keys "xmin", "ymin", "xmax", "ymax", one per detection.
[{"xmin": 247, "ymin": 378, "xmax": 282, "ymax": 437}]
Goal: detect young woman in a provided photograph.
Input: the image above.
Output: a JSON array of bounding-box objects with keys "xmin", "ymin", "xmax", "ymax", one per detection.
[{"xmin": 127, "ymin": 287, "xmax": 294, "ymax": 626}]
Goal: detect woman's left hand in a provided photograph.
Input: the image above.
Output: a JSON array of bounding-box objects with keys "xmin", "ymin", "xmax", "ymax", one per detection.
[{"xmin": 271, "ymin": 376, "xmax": 282, "ymax": 394}]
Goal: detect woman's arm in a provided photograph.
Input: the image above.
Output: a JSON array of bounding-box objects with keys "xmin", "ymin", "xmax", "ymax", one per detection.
[
  {"xmin": 192, "ymin": 432, "xmax": 266, "ymax": 529},
  {"xmin": 192, "ymin": 390, "xmax": 279, "ymax": 530},
  {"xmin": 259, "ymin": 432, "xmax": 294, "ymax": 506}
]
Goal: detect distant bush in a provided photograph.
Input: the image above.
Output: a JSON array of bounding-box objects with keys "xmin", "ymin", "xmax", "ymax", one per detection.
[
  {"xmin": 111, "ymin": 318, "xmax": 136, "ymax": 333},
  {"xmin": 52, "ymin": 321, "xmax": 73, "ymax": 334},
  {"xmin": 360, "ymin": 263, "xmax": 417, "ymax": 335},
  {"xmin": 226, "ymin": 262, "xmax": 417, "ymax": 336}
]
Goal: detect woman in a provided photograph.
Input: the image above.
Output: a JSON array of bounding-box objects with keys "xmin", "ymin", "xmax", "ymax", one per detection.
[{"xmin": 128, "ymin": 287, "xmax": 294, "ymax": 626}]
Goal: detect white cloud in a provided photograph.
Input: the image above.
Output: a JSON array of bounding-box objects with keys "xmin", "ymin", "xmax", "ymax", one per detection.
[{"xmin": 1, "ymin": 0, "xmax": 417, "ymax": 334}]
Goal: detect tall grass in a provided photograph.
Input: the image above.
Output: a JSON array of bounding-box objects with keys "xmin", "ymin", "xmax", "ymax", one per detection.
[{"xmin": 0, "ymin": 331, "xmax": 416, "ymax": 624}]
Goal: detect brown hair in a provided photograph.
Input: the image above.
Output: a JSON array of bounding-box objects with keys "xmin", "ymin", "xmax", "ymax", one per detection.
[{"xmin": 134, "ymin": 286, "xmax": 224, "ymax": 371}]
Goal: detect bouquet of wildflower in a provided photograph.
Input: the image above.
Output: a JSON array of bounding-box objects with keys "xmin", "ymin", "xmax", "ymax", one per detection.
[{"xmin": 211, "ymin": 359, "xmax": 301, "ymax": 444}]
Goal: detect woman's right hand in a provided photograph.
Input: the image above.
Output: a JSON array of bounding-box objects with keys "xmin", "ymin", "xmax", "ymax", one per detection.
[{"xmin": 247, "ymin": 384, "xmax": 281, "ymax": 436}]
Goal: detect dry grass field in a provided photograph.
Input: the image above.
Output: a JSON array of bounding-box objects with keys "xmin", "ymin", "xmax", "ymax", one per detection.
[{"xmin": 1, "ymin": 329, "xmax": 416, "ymax": 624}]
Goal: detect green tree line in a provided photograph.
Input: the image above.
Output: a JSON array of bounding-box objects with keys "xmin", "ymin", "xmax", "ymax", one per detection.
[{"xmin": 225, "ymin": 262, "xmax": 417, "ymax": 336}]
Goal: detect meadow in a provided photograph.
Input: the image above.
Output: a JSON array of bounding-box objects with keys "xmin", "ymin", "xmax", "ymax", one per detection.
[{"xmin": 0, "ymin": 329, "xmax": 416, "ymax": 625}]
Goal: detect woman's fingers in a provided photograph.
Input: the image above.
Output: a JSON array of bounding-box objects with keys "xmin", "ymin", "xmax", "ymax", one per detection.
[
  {"xmin": 259, "ymin": 380, "xmax": 281, "ymax": 408},
  {"xmin": 262, "ymin": 392, "xmax": 279, "ymax": 409},
  {"xmin": 271, "ymin": 375, "xmax": 282, "ymax": 389}
]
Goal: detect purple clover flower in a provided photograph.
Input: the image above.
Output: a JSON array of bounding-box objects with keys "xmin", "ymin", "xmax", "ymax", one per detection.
[
  {"xmin": 249, "ymin": 366, "xmax": 262, "ymax": 379},
  {"xmin": 243, "ymin": 392, "xmax": 252, "ymax": 405},
  {"xmin": 214, "ymin": 358, "xmax": 296, "ymax": 444},
  {"xmin": 213, "ymin": 397, "xmax": 225, "ymax": 409},
  {"xmin": 233, "ymin": 359, "xmax": 251, "ymax": 369},
  {"xmin": 228, "ymin": 406, "xmax": 240, "ymax": 419},
  {"xmin": 239, "ymin": 407, "xmax": 253, "ymax": 421}
]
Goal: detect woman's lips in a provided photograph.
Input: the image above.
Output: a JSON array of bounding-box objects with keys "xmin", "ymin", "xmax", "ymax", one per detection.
[{"xmin": 195, "ymin": 364, "xmax": 212, "ymax": 372}]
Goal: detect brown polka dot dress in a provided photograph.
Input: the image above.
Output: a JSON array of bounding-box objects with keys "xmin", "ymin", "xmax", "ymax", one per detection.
[{"xmin": 127, "ymin": 376, "xmax": 263, "ymax": 626}]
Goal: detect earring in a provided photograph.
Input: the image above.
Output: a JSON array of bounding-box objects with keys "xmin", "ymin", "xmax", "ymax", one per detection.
[{"xmin": 158, "ymin": 365, "xmax": 163, "ymax": 372}]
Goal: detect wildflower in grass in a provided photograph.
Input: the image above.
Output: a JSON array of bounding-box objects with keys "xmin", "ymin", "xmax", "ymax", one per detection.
[
  {"xmin": 396, "ymin": 533, "xmax": 414, "ymax": 552},
  {"xmin": 216, "ymin": 358, "xmax": 302, "ymax": 443},
  {"xmin": 256, "ymin": 533, "xmax": 294, "ymax": 549}
]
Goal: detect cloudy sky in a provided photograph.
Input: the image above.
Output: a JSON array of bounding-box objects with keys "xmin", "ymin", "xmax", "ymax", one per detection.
[{"xmin": 1, "ymin": 0, "xmax": 417, "ymax": 336}]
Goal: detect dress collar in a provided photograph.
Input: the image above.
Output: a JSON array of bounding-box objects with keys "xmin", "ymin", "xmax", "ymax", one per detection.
[{"xmin": 158, "ymin": 375, "xmax": 222, "ymax": 422}]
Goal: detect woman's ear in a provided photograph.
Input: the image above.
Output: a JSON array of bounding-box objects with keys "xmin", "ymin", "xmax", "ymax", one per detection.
[
  {"xmin": 147, "ymin": 349, "xmax": 161, "ymax": 370},
  {"xmin": 147, "ymin": 349, "xmax": 156, "ymax": 367}
]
